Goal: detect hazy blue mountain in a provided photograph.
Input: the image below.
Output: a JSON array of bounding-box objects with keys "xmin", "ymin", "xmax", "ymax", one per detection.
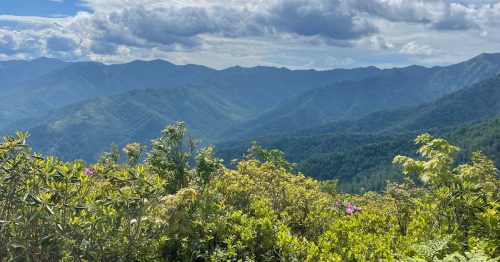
[
  {"xmin": 222, "ymin": 53, "xmax": 500, "ymax": 139},
  {"xmin": 0, "ymin": 57, "xmax": 69, "ymax": 87},
  {"xmin": 208, "ymin": 65, "xmax": 383, "ymax": 111},
  {"xmin": 0, "ymin": 59, "xmax": 218, "ymax": 125},
  {"xmin": 6, "ymin": 63, "xmax": 382, "ymax": 161},
  {"xmin": 0, "ymin": 59, "xmax": 388, "ymax": 160},
  {"xmin": 425, "ymin": 52, "xmax": 500, "ymax": 92},
  {"xmin": 0, "ymin": 58, "xmax": 385, "ymax": 127}
]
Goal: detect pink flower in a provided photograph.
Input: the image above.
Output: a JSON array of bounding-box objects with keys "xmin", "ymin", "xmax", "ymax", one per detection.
[
  {"xmin": 344, "ymin": 202, "xmax": 361, "ymax": 214},
  {"xmin": 345, "ymin": 206, "xmax": 355, "ymax": 214},
  {"xmin": 84, "ymin": 168, "xmax": 96, "ymax": 175}
]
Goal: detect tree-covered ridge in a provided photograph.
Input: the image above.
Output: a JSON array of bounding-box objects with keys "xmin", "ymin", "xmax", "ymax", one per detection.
[
  {"xmin": 221, "ymin": 55, "xmax": 500, "ymax": 140},
  {"xmin": 217, "ymin": 116, "xmax": 500, "ymax": 193},
  {"xmin": 2, "ymin": 53, "xmax": 500, "ymax": 162},
  {"xmin": 216, "ymin": 73, "xmax": 500, "ymax": 192},
  {"xmin": 299, "ymin": 73, "xmax": 500, "ymax": 136},
  {"xmin": 7, "ymin": 86, "xmax": 254, "ymax": 161},
  {"xmin": 0, "ymin": 57, "xmax": 382, "ymax": 127},
  {"xmin": 0, "ymin": 123, "xmax": 498, "ymax": 261}
]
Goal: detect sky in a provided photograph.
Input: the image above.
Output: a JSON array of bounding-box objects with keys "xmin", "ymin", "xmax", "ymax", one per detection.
[{"xmin": 0, "ymin": 0, "xmax": 499, "ymax": 69}]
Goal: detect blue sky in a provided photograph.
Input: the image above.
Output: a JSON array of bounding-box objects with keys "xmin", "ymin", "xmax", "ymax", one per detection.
[
  {"xmin": 0, "ymin": 0, "xmax": 499, "ymax": 69},
  {"xmin": 0, "ymin": 0, "xmax": 89, "ymax": 17}
]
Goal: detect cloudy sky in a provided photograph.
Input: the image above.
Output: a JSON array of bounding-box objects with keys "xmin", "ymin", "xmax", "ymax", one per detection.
[{"xmin": 0, "ymin": 0, "xmax": 499, "ymax": 69}]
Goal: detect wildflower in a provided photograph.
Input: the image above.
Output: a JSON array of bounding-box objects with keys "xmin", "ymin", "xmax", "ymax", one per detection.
[
  {"xmin": 335, "ymin": 201, "xmax": 362, "ymax": 214},
  {"xmin": 84, "ymin": 167, "xmax": 96, "ymax": 175},
  {"xmin": 345, "ymin": 203, "xmax": 356, "ymax": 214},
  {"xmin": 343, "ymin": 202, "xmax": 362, "ymax": 214}
]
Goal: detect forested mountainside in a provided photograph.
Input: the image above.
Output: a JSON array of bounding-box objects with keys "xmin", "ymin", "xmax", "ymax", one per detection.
[
  {"xmin": 221, "ymin": 53, "xmax": 500, "ymax": 139},
  {"xmin": 0, "ymin": 58, "xmax": 381, "ymax": 126},
  {"xmin": 298, "ymin": 73, "xmax": 500, "ymax": 135},
  {"xmin": 0, "ymin": 57, "xmax": 68, "ymax": 86},
  {"xmin": 216, "ymin": 74, "xmax": 500, "ymax": 192},
  {"xmin": 218, "ymin": 116, "xmax": 500, "ymax": 192},
  {"xmin": 2, "ymin": 53, "xmax": 500, "ymax": 162},
  {"xmin": 6, "ymin": 86, "xmax": 252, "ymax": 160}
]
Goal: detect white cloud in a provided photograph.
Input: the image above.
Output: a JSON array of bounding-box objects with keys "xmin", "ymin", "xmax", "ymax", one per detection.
[
  {"xmin": 367, "ymin": 36, "xmax": 394, "ymax": 50},
  {"xmin": 0, "ymin": 15, "xmax": 69, "ymax": 25},
  {"xmin": 400, "ymin": 41, "xmax": 434, "ymax": 55},
  {"xmin": 0, "ymin": 0, "xmax": 499, "ymax": 68}
]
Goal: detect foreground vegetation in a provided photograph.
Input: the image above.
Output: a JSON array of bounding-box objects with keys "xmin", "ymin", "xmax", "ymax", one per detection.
[{"xmin": 0, "ymin": 122, "xmax": 499, "ymax": 261}]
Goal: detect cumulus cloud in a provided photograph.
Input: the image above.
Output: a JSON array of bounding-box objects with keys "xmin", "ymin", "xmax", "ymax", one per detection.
[
  {"xmin": 432, "ymin": 3, "xmax": 479, "ymax": 30},
  {"xmin": 90, "ymin": 40, "xmax": 119, "ymax": 55},
  {"xmin": 0, "ymin": 33, "xmax": 17, "ymax": 55},
  {"xmin": 0, "ymin": 0, "xmax": 499, "ymax": 65},
  {"xmin": 266, "ymin": 0, "xmax": 378, "ymax": 40},
  {"xmin": 0, "ymin": 0, "xmax": 382, "ymax": 58},
  {"xmin": 352, "ymin": 0, "xmax": 482, "ymax": 31},
  {"xmin": 313, "ymin": 55, "xmax": 355, "ymax": 67},
  {"xmin": 352, "ymin": 0, "xmax": 448, "ymax": 24},
  {"xmin": 0, "ymin": 29, "xmax": 44, "ymax": 56},
  {"xmin": 76, "ymin": 0, "xmax": 380, "ymax": 50},
  {"xmin": 400, "ymin": 41, "xmax": 434, "ymax": 55},
  {"xmin": 368, "ymin": 36, "xmax": 394, "ymax": 50}
]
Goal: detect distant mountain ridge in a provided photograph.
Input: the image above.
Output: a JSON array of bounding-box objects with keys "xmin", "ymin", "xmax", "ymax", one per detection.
[
  {"xmin": 0, "ymin": 57, "xmax": 384, "ymax": 126},
  {"xmin": 0, "ymin": 57, "xmax": 68, "ymax": 86},
  {"xmin": 1, "ymin": 53, "xmax": 500, "ymax": 162},
  {"xmin": 218, "ymin": 72, "xmax": 500, "ymax": 160},
  {"xmin": 0, "ymin": 59, "xmax": 217, "ymax": 124},
  {"xmin": 221, "ymin": 53, "xmax": 500, "ymax": 140}
]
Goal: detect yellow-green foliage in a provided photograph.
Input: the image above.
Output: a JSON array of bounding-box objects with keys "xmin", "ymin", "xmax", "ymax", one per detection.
[{"xmin": 0, "ymin": 128, "xmax": 498, "ymax": 261}]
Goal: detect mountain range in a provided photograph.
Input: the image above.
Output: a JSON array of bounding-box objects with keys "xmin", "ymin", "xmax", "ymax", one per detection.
[
  {"xmin": 216, "ymin": 73, "xmax": 500, "ymax": 191},
  {"xmin": 220, "ymin": 53, "xmax": 500, "ymax": 139},
  {"xmin": 1, "ymin": 52, "xmax": 500, "ymax": 191}
]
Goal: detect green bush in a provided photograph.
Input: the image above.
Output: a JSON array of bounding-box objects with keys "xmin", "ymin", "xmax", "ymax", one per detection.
[{"xmin": 0, "ymin": 127, "xmax": 498, "ymax": 261}]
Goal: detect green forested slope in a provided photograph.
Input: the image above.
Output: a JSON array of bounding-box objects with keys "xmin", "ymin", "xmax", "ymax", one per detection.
[
  {"xmin": 0, "ymin": 60, "xmax": 217, "ymax": 124},
  {"xmin": 0, "ymin": 58, "xmax": 383, "ymax": 126},
  {"xmin": 299, "ymin": 73, "xmax": 500, "ymax": 135},
  {"xmin": 0, "ymin": 57, "xmax": 68, "ymax": 87},
  {"xmin": 216, "ymin": 74, "xmax": 500, "ymax": 192},
  {"xmin": 218, "ymin": 116, "xmax": 500, "ymax": 192},
  {"xmin": 223, "ymin": 53, "xmax": 500, "ymax": 139},
  {"xmin": 2, "ymin": 53, "xmax": 500, "ymax": 168},
  {"xmin": 11, "ymin": 86, "xmax": 251, "ymax": 161}
]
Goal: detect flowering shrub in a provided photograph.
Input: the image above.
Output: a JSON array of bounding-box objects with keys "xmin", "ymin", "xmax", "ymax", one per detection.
[
  {"xmin": 0, "ymin": 127, "xmax": 498, "ymax": 261},
  {"xmin": 335, "ymin": 201, "xmax": 362, "ymax": 214},
  {"xmin": 84, "ymin": 167, "xmax": 96, "ymax": 175}
]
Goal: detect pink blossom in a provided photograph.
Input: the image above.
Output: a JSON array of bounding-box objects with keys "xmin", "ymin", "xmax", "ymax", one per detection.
[
  {"xmin": 338, "ymin": 202, "xmax": 362, "ymax": 215},
  {"xmin": 84, "ymin": 168, "xmax": 96, "ymax": 175},
  {"xmin": 345, "ymin": 206, "xmax": 356, "ymax": 214}
]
